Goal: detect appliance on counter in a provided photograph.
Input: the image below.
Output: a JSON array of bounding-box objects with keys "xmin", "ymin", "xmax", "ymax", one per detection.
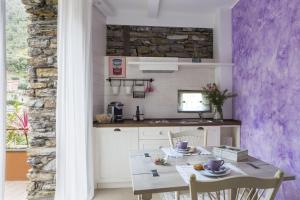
[{"xmin": 107, "ymin": 102, "xmax": 124, "ymax": 122}]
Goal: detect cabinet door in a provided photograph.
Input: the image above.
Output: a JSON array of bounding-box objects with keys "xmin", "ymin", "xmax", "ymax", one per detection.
[
  {"xmin": 206, "ymin": 126, "xmax": 221, "ymax": 146},
  {"xmin": 139, "ymin": 140, "xmax": 170, "ymax": 150},
  {"xmin": 94, "ymin": 127, "xmax": 139, "ymax": 186},
  {"xmin": 139, "ymin": 127, "xmax": 181, "ymax": 140}
]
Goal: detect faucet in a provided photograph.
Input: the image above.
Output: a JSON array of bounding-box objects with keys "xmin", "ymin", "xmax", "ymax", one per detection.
[{"xmin": 198, "ymin": 112, "xmax": 203, "ymax": 121}]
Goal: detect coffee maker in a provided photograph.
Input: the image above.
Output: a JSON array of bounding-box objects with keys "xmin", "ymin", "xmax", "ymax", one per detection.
[{"xmin": 107, "ymin": 102, "xmax": 124, "ymax": 122}]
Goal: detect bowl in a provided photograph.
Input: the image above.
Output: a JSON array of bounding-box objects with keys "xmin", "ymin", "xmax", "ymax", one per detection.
[{"xmin": 96, "ymin": 114, "xmax": 112, "ymax": 124}]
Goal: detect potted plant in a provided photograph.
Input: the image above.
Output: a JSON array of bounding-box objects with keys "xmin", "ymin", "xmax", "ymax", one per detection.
[
  {"xmin": 5, "ymin": 111, "xmax": 30, "ymax": 181},
  {"xmin": 202, "ymin": 83, "xmax": 237, "ymax": 120}
]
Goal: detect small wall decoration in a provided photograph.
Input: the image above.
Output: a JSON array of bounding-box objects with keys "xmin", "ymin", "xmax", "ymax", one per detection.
[{"xmin": 109, "ymin": 56, "xmax": 126, "ymax": 78}]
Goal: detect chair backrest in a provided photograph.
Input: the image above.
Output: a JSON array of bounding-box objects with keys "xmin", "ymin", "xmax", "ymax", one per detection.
[
  {"xmin": 189, "ymin": 170, "xmax": 284, "ymax": 200},
  {"xmin": 168, "ymin": 128, "xmax": 207, "ymax": 148}
]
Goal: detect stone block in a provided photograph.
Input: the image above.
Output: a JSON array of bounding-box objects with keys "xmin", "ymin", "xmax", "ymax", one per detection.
[
  {"xmin": 28, "ymin": 172, "xmax": 54, "ymax": 181},
  {"xmin": 28, "ymin": 147, "xmax": 56, "ymax": 157},
  {"xmin": 167, "ymin": 35, "xmax": 188, "ymax": 40},
  {"xmin": 28, "ymin": 38, "xmax": 50, "ymax": 48},
  {"xmin": 30, "ymin": 82, "xmax": 47, "ymax": 89},
  {"xmin": 44, "ymin": 98, "xmax": 56, "ymax": 108},
  {"xmin": 36, "ymin": 68, "xmax": 57, "ymax": 77},
  {"xmin": 35, "ymin": 88, "xmax": 56, "ymax": 97},
  {"xmin": 29, "ymin": 48, "xmax": 42, "ymax": 56}
]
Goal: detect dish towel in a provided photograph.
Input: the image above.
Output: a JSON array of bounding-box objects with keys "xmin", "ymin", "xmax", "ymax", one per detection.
[
  {"xmin": 162, "ymin": 146, "xmax": 211, "ymax": 158},
  {"xmin": 176, "ymin": 163, "xmax": 247, "ymax": 184}
]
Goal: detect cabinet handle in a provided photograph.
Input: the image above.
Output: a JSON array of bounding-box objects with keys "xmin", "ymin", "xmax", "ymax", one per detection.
[
  {"xmin": 159, "ymin": 131, "xmax": 163, "ymax": 135},
  {"xmin": 114, "ymin": 128, "xmax": 121, "ymax": 132},
  {"xmin": 197, "ymin": 127, "xmax": 204, "ymax": 130}
]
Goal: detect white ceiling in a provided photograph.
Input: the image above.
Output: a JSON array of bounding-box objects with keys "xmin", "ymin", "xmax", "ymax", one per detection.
[
  {"xmin": 105, "ymin": 0, "xmax": 238, "ymax": 15},
  {"xmin": 94, "ymin": 0, "xmax": 239, "ymax": 28}
]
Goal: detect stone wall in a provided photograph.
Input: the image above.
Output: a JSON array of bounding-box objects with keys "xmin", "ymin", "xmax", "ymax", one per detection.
[
  {"xmin": 22, "ymin": 0, "xmax": 57, "ymax": 199},
  {"xmin": 107, "ymin": 25, "xmax": 213, "ymax": 58}
]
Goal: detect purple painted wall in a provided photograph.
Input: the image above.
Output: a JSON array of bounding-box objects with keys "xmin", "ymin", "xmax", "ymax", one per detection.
[{"xmin": 232, "ymin": 0, "xmax": 300, "ymax": 199}]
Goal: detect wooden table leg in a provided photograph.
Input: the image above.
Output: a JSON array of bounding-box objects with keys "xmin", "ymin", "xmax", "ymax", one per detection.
[{"xmin": 141, "ymin": 193, "xmax": 152, "ymax": 200}]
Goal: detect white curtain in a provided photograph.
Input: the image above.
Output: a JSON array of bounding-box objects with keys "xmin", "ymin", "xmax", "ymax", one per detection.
[
  {"xmin": 55, "ymin": 0, "xmax": 94, "ymax": 199},
  {"xmin": 0, "ymin": 0, "xmax": 6, "ymax": 199}
]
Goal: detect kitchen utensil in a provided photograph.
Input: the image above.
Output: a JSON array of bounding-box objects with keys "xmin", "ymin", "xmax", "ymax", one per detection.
[
  {"xmin": 112, "ymin": 86, "xmax": 120, "ymax": 95},
  {"xmin": 133, "ymin": 80, "xmax": 146, "ymax": 98},
  {"xmin": 246, "ymin": 162, "xmax": 260, "ymax": 169},
  {"xmin": 133, "ymin": 91, "xmax": 145, "ymax": 98},
  {"xmin": 111, "ymin": 80, "xmax": 121, "ymax": 95},
  {"xmin": 125, "ymin": 85, "xmax": 133, "ymax": 95}
]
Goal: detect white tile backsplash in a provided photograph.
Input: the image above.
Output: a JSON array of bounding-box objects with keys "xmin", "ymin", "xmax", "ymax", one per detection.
[{"xmin": 99, "ymin": 57, "xmax": 216, "ymax": 119}]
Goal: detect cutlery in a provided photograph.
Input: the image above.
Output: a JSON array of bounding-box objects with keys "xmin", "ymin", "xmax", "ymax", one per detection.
[{"xmin": 246, "ymin": 162, "xmax": 260, "ymax": 169}]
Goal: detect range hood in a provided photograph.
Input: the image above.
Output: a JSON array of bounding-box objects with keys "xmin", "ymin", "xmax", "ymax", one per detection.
[{"xmin": 128, "ymin": 57, "xmax": 179, "ymax": 73}]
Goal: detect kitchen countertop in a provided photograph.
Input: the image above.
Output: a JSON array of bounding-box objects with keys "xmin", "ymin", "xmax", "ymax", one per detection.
[{"xmin": 93, "ymin": 118, "xmax": 241, "ymax": 128}]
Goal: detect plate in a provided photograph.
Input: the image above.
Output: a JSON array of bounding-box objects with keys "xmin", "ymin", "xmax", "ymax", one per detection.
[
  {"xmin": 176, "ymin": 147, "xmax": 197, "ymax": 153},
  {"xmin": 204, "ymin": 165, "xmax": 230, "ymax": 174},
  {"xmin": 199, "ymin": 169, "xmax": 231, "ymax": 177},
  {"xmin": 176, "ymin": 147, "xmax": 190, "ymax": 153}
]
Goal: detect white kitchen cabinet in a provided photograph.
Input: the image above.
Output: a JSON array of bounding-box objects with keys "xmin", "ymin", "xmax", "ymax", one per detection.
[
  {"xmin": 94, "ymin": 123, "xmax": 240, "ymax": 188},
  {"xmin": 138, "ymin": 127, "xmax": 180, "ymax": 151},
  {"xmin": 94, "ymin": 127, "xmax": 139, "ymax": 188},
  {"xmin": 139, "ymin": 139, "xmax": 170, "ymax": 150},
  {"xmin": 180, "ymin": 126, "xmax": 221, "ymax": 146},
  {"xmin": 139, "ymin": 127, "xmax": 180, "ymax": 140}
]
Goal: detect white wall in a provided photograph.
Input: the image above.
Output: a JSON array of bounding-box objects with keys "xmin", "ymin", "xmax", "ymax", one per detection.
[
  {"xmin": 92, "ymin": 7, "xmax": 106, "ymax": 117},
  {"xmin": 107, "ymin": 11, "xmax": 215, "ymax": 28},
  {"xmin": 92, "ymin": 6, "xmax": 234, "ymax": 119},
  {"xmin": 104, "ymin": 57, "xmax": 216, "ymax": 119},
  {"xmin": 213, "ymin": 8, "xmax": 233, "ymax": 118}
]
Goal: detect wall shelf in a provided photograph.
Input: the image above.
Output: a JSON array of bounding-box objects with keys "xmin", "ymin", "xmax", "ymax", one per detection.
[{"xmin": 127, "ymin": 61, "xmax": 234, "ymax": 68}]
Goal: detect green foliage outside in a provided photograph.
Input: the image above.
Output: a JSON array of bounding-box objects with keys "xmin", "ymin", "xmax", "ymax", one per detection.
[
  {"xmin": 6, "ymin": 0, "xmax": 30, "ymax": 149},
  {"xmin": 6, "ymin": 0, "xmax": 29, "ymax": 74}
]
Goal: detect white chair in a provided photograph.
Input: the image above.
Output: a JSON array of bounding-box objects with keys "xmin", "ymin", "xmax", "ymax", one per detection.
[
  {"xmin": 168, "ymin": 128, "xmax": 208, "ymax": 200},
  {"xmin": 189, "ymin": 170, "xmax": 284, "ymax": 200},
  {"xmin": 168, "ymin": 128, "xmax": 208, "ymax": 149}
]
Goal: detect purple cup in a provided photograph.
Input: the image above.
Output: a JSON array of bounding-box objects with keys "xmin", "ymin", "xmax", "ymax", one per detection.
[
  {"xmin": 176, "ymin": 141, "xmax": 188, "ymax": 150},
  {"xmin": 207, "ymin": 159, "xmax": 225, "ymax": 171}
]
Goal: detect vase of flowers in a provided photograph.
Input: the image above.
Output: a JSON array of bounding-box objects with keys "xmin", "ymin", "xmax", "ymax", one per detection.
[{"xmin": 202, "ymin": 83, "xmax": 237, "ymax": 120}]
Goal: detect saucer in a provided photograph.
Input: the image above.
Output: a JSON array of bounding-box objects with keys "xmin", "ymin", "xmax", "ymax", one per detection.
[
  {"xmin": 200, "ymin": 169, "xmax": 231, "ymax": 177},
  {"xmin": 204, "ymin": 165, "xmax": 229, "ymax": 174},
  {"xmin": 176, "ymin": 147, "xmax": 190, "ymax": 153}
]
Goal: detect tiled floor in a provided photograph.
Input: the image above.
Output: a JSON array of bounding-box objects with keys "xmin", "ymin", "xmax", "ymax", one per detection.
[
  {"xmin": 4, "ymin": 184, "xmax": 184, "ymax": 200},
  {"xmin": 5, "ymin": 181, "xmax": 28, "ymax": 200}
]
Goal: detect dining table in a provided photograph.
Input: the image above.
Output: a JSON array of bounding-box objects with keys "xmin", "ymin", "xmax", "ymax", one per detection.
[{"xmin": 129, "ymin": 147, "xmax": 295, "ymax": 200}]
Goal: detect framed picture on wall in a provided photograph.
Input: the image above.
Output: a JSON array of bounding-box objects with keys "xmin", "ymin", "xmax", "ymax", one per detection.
[{"xmin": 109, "ymin": 56, "xmax": 126, "ymax": 78}]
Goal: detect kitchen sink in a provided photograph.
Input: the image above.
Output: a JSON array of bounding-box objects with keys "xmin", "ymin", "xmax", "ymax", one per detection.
[
  {"xmin": 147, "ymin": 120, "xmax": 171, "ymax": 124},
  {"xmin": 146, "ymin": 119, "xmax": 215, "ymax": 124},
  {"xmin": 179, "ymin": 119, "xmax": 214, "ymax": 124}
]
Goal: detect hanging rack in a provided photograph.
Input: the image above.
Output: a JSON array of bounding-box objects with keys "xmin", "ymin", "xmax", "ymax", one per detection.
[{"xmin": 106, "ymin": 78, "xmax": 154, "ymax": 83}]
